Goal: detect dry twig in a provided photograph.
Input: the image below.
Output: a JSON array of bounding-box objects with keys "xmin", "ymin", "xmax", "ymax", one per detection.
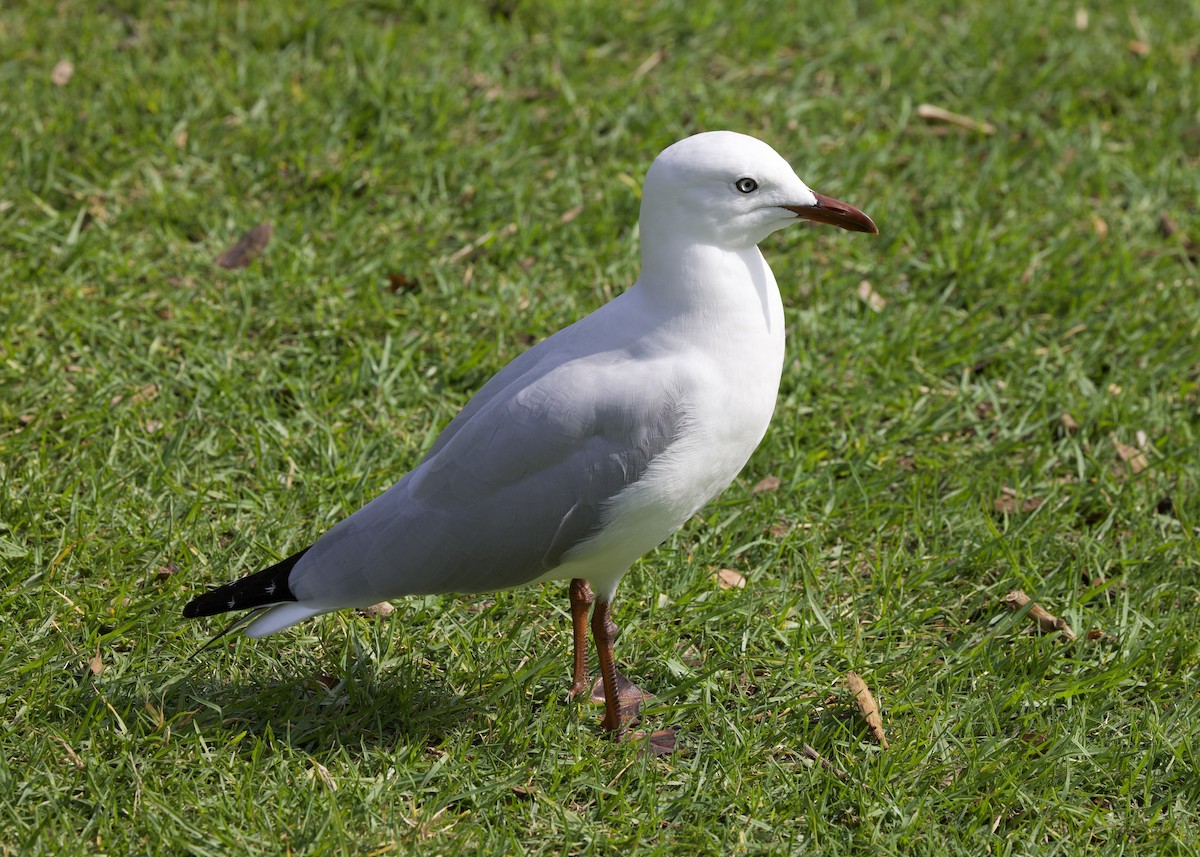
[
  {"xmin": 802, "ymin": 743, "xmax": 848, "ymax": 779},
  {"xmin": 1001, "ymin": 590, "xmax": 1077, "ymax": 641},
  {"xmin": 916, "ymin": 104, "xmax": 996, "ymax": 135}
]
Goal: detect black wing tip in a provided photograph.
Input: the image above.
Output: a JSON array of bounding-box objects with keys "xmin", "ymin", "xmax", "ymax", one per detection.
[{"xmin": 181, "ymin": 546, "xmax": 310, "ymax": 619}]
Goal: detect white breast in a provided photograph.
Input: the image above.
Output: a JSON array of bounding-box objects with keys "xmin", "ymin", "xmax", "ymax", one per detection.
[{"xmin": 548, "ymin": 245, "xmax": 786, "ymax": 599}]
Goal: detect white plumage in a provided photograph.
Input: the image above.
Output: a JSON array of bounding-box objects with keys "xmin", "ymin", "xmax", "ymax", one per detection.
[{"xmin": 185, "ymin": 131, "xmax": 877, "ymax": 742}]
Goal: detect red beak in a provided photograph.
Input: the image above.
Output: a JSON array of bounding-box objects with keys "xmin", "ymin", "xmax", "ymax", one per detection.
[{"xmin": 783, "ymin": 192, "xmax": 878, "ymax": 234}]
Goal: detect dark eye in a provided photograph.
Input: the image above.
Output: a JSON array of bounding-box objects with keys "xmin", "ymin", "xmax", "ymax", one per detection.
[{"xmin": 735, "ymin": 177, "xmax": 758, "ymax": 194}]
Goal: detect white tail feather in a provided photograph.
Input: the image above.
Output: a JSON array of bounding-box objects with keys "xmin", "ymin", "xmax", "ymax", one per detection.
[{"xmin": 244, "ymin": 603, "xmax": 331, "ymax": 637}]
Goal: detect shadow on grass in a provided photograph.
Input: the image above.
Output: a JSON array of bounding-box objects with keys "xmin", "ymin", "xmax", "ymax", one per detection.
[{"xmin": 152, "ymin": 661, "xmax": 491, "ymax": 753}]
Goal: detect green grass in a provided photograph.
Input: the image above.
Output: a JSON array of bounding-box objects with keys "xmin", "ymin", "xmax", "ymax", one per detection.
[{"xmin": 3, "ymin": 0, "xmax": 1199, "ymax": 853}]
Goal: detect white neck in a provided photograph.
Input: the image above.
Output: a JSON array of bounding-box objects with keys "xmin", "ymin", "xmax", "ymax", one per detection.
[{"xmin": 633, "ymin": 236, "xmax": 783, "ymax": 340}]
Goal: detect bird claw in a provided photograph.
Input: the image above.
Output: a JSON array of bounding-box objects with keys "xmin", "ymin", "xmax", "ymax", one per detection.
[{"xmin": 568, "ymin": 677, "xmax": 591, "ymax": 700}]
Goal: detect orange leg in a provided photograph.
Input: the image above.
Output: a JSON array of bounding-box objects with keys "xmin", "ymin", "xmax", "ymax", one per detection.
[
  {"xmin": 591, "ymin": 597, "xmax": 625, "ymax": 735},
  {"xmin": 568, "ymin": 578, "xmax": 594, "ymax": 699},
  {"xmin": 583, "ymin": 595, "xmax": 677, "ymax": 753}
]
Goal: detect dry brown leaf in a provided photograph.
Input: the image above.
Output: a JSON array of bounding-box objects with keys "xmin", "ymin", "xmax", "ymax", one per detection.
[
  {"xmin": 387, "ymin": 272, "xmax": 420, "ymax": 294},
  {"xmin": 216, "ymin": 223, "xmax": 273, "ymax": 269},
  {"xmin": 1074, "ymin": 7, "xmax": 1089, "ymax": 29},
  {"xmin": 1091, "ymin": 215, "xmax": 1109, "ymax": 239},
  {"xmin": 87, "ymin": 653, "xmax": 104, "ymax": 675},
  {"xmin": 993, "ymin": 494, "xmax": 1018, "ymax": 515},
  {"xmin": 129, "ymin": 383, "xmax": 159, "ymax": 404},
  {"xmin": 1112, "ymin": 438, "xmax": 1149, "ymax": 474},
  {"xmin": 57, "ymin": 739, "xmax": 85, "ymax": 770},
  {"xmin": 51, "ymin": 59, "xmax": 75, "ymax": 87},
  {"xmin": 993, "ymin": 486, "xmax": 1028, "ymax": 514},
  {"xmin": 856, "ymin": 280, "xmax": 886, "ymax": 311},
  {"xmin": 1001, "ymin": 590, "xmax": 1077, "ymax": 641},
  {"xmin": 845, "ymin": 672, "xmax": 889, "ymax": 749},
  {"xmin": 359, "ymin": 602, "xmax": 395, "ymax": 618},
  {"xmin": 309, "ymin": 762, "xmax": 337, "ymax": 791},
  {"xmin": 1060, "ymin": 412, "xmax": 1080, "ymax": 433},
  {"xmin": 916, "ymin": 103, "xmax": 996, "ymax": 135},
  {"xmin": 559, "ymin": 205, "xmax": 584, "ymax": 224},
  {"xmin": 752, "ymin": 475, "xmax": 782, "ymax": 494},
  {"xmin": 1128, "ymin": 40, "xmax": 1150, "ymax": 57},
  {"xmin": 714, "ymin": 568, "xmax": 746, "ymax": 589}
]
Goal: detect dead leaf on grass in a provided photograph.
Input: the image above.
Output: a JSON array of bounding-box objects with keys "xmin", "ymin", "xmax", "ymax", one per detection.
[
  {"xmin": 216, "ymin": 222, "xmax": 273, "ymax": 269},
  {"xmin": 1001, "ymin": 590, "xmax": 1077, "ymax": 641},
  {"xmin": 309, "ymin": 762, "xmax": 337, "ymax": 791},
  {"xmin": 51, "ymin": 59, "xmax": 74, "ymax": 87},
  {"xmin": 359, "ymin": 602, "xmax": 395, "ymax": 618},
  {"xmin": 845, "ymin": 672, "xmax": 889, "ymax": 749},
  {"xmin": 387, "ymin": 272, "xmax": 420, "ymax": 294},
  {"xmin": 752, "ymin": 475, "xmax": 781, "ymax": 494},
  {"xmin": 714, "ymin": 568, "xmax": 746, "ymax": 589},
  {"xmin": 856, "ymin": 280, "xmax": 886, "ymax": 311},
  {"xmin": 1112, "ymin": 437, "xmax": 1149, "ymax": 474}
]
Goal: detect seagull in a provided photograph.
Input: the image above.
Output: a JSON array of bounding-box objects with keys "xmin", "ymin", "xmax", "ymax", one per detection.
[{"xmin": 183, "ymin": 130, "xmax": 877, "ymax": 747}]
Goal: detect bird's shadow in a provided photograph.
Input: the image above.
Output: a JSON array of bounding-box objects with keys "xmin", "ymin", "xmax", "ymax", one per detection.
[{"xmin": 154, "ymin": 653, "xmax": 510, "ymax": 753}]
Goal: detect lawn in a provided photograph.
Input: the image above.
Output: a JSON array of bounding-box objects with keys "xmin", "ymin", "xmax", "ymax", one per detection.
[{"xmin": 2, "ymin": 1, "xmax": 1198, "ymax": 854}]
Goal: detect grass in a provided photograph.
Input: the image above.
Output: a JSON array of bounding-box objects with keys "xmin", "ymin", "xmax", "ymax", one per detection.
[{"xmin": 2, "ymin": 0, "xmax": 1199, "ymax": 853}]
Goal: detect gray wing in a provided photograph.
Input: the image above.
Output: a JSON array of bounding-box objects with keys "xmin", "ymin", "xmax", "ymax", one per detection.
[{"xmin": 287, "ymin": 346, "xmax": 687, "ymax": 604}]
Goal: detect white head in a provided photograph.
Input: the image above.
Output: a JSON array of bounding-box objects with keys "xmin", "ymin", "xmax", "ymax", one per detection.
[{"xmin": 639, "ymin": 131, "xmax": 876, "ymax": 252}]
